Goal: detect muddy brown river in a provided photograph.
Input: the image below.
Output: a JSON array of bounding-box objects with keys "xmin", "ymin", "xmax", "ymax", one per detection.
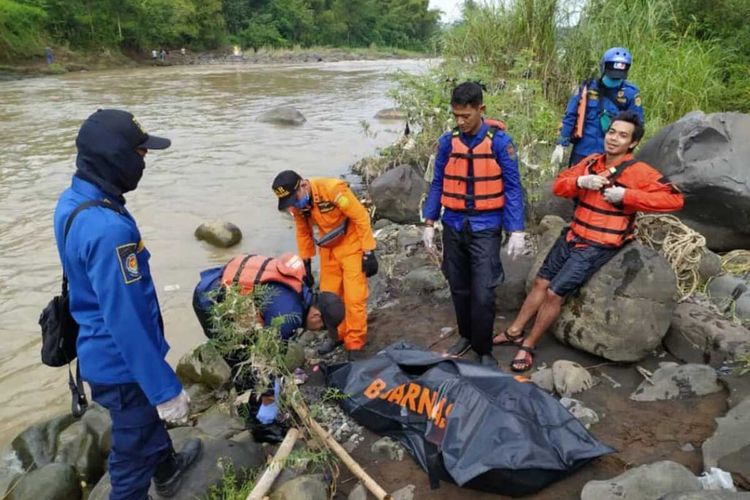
[{"xmin": 0, "ymin": 59, "xmax": 429, "ymax": 447}]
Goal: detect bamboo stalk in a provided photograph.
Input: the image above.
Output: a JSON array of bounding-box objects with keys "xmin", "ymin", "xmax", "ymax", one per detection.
[
  {"xmin": 291, "ymin": 399, "xmax": 391, "ymax": 500},
  {"xmin": 246, "ymin": 427, "xmax": 300, "ymax": 500}
]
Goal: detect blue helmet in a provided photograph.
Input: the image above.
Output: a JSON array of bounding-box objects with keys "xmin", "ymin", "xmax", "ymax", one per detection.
[{"xmin": 600, "ymin": 47, "xmax": 632, "ymax": 77}]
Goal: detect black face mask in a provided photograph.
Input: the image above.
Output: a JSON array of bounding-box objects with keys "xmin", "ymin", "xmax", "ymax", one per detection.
[{"xmin": 74, "ymin": 119, "xmax": 146, "ymax": 200}]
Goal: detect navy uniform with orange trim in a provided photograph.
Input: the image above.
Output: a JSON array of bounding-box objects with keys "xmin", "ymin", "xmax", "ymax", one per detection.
[
  {"xmin": 542, "ymin": 152, "xmax": 684, "ymax": 296},
  {"xmin": 54, "ymin": 109, "xmax": 200, "ymax": 499}
]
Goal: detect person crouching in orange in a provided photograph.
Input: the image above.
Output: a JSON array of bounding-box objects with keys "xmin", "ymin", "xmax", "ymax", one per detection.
[{"xmin": 272, "ymin": 170, "xmax": 377, "ymax": 361}]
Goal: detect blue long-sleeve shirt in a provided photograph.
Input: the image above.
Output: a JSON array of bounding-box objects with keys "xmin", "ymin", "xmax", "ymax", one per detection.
[
  {"xmin": 557, "ymin": 78, "xmax": 644, "ymax": 158},
  {"xmin": 422, "ymin": 120, "xmax": 525, "ymax": 232},
  {"xmin": 54, "ymin": 177, "xmax": 182, "ymax": 406}
]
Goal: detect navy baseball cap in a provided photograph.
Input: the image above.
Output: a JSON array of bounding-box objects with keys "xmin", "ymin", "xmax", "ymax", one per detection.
[
  {"xmin": 272, "ymin": 170, "xmax": 302, "ymax": 211},
  {"xmin": 84, "ymin": 109, "xmax": 171, "ymax": 150}
]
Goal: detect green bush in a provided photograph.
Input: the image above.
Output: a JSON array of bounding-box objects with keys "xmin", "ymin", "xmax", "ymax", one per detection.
[{"xmin": 0, "ymin": 0, "xmax": 46, "ymax": 60}]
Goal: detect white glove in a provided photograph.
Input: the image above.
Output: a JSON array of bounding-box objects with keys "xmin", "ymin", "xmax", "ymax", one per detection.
[
  {"xmin": 423, "ymin": 226, "xmax": 435, "ymax": 252},
  {"xmin": 505, "ymin": 232, "xmax": 526, "ymax": 260},
  {"xmin": 550, "ymin": 145, "xmax": 565, "ymax": 165},
  {"xmin": 603, "ymin": 186, "xmax": 626, "ymax": 204},
  {"xmin": 577, "ymin": 175, "xmax": 609, "ymax": 190},
  {"xmin": 156, "ymin": 389, "xmax": 190, "ymax": 423}
]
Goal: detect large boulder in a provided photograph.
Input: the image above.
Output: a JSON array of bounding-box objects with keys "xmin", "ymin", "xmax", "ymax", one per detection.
[
  {"xmin": 580, "ymin": 461, "xmax": 701, "ymax": 500},
  {"xmin": 664, "ymin": 300, "xmax": 750, "ymax": 366},
  {"xmin": 11, "ymin": 414, "xmax": 75, "ymax": 469},
  {"xmin": 53, "ymin": 420, "xmax": 104, "ymax": 484},
  {"xmin": 257, "ymin": 106, "xmax": 306, "ymax": 126},
  {"xmin": 530, "ymin": 230, "xmax": 678, "ymax": 361},
  {"xmin": 7, "ymin": 463, "xmax": 81, "ymax": 500},
  {"xmin": 495, "ymin": 251, "xmax": 534, "ymax": 311},
  {"xmin": 629, "ymin": 362, "xmax": 722, "ymax": 401},
  {"xmin": 528, "ymin": 179, "xmax": 574, "ymax": 224},
  {"xmin": 89, "ymin": 428, "xmax": 264, "ymax": 500},
  {"xmin": 194, "ymin": 220, "xmax": 242, "ymax": 248},
  {"xmin": 176, "ymin": 343, "xmax": 232, "ymax": 390},
  {"xmin": 369, "ymin": 165, "xmax": 428, "ymax": 224},
  {"xmin": 703, "ymin": 396, "xmax": 750, "ymax": 469},
  {"xmin": 637, "ymin": 111, "xmax": 750, "ymax": 251}
]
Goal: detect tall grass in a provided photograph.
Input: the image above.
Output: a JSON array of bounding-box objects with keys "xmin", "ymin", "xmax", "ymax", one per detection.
[{"xmin": 0, "ymin": 0, "xmax": 46, "ymax": 60}]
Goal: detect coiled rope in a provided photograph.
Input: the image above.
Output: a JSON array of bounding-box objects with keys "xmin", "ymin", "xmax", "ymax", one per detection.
[{"xmin": 634, "ymin": 214, "xmax": 706, "ymax": 298}]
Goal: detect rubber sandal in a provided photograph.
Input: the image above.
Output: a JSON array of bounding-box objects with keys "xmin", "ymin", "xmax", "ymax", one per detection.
[
  {"xmin": 493, "ymin": 330, "xmax": 524, "ymax": 346},
  {"xmin": 511, "ymin": 345, "xmax": 535, "ymax": 372}
]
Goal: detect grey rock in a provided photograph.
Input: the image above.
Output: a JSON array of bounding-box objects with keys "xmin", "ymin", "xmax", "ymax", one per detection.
[
  {"xmin": 195, "ymin": 403, "xmax": 245, "ymax": 439},
  {"xmin": 258, "ymin": 106, "xmax": 307, "ymax": 126},
  {"xmin": 637, "ymin": 111, "xmax": 750, "ymax": 251},
  {"xmin": 531, "ymin": 236, "xmax": 678, "ymax": 361},
  {"xmin": 708, "ymin": 274, "xmax": 747, "ymax": 310},
  {"xmin": 185, "ymin": 383, "xmax": 220, "ymax": 414},
  {"xmin": 367, "ymin": 272, "xmax": 388, "ymax": 309},
  {"xmin": 269, "ymin": 474, "xmax": 327, "ymax": 500},
  {"xmin": 580, "ymin": 460, "xmax": 701, "ymax": 500},
  {"xmin": 395, "ymin": 225, "xmax": 423, "ymax": 250},
  {"xmin": 630, "ymin": 363, "xmax": 722, "ymax": 401},
  {"xmin": 90, "ymin": 430, "xmax": 264, "ymax": 500},
  {"xmin": 552, "ymin": 360, "xmax": 594, "ymax": 397},
  {"xmin": 11, "ymin": 414, "xmax": 75, "ymax": 469},
  {"xmin": 661, "ymin": 493, "xmax": 750, "ymax": 500},
  {"xmin": 81, "ymin": 403, "xmax": 111, "ymax": 457},
  {"xmin": 53, "ymin": 421, "xmax": 103, "ymax": 484},
  {"xmin": 370, "ymin": 436, "xmax": 404, "ymax": 462},
  {"xmin": 718, "ymin": 444, "xmax": 750, "ymax": 490},
  {"xmin": 370, "ymin": 166, "xmax": 428, "ymax": 224},
  {"xmin": 176, "ymin": 342, "xmax": 232, "ymax": 390},
  {"xmin": 528, "ymin": 180, "xmax": 574, "ymax": 224},
  {"xmin": 348, "ymin": 482, "xmax": 367, "ymax": 500},
  {"xmin": 721, "ymin": 371, "xmax": 750, "ymax": 409},
  {"xmin": 559, "ymin": 397, "xmax": 599, "ymax": 429},
  {"xmin": 736, "ymin": 292, "xmax": 750, "ymax": 323},
  {"xmin": 373, "ymin": 218, "xmax": 394, "ymax": 230},
  {"xmin": 530, "ymin": 367, "xmax": 555, "ymax": 393},
  {"xmin": 194, "ymin": 220, "xmax": 242, "ymax": 248},
  {"xmin": 0, "ymin": 451, "xmax": 24, "ymax": 499},
  {"xmin": 401, "ymin": 267, "xmax": 447, "ymax": 295},
  {"xmin": 703, "ymin": 396, "xmax": 750, "ymax": 468},
  {"xmin": 392, "ymin": 484, "xmax": 416, "ymax": 500},
  {"xmin": 496, "ymin": 251, "xmax": 534, "ymax": 311},
  {"xmin": 699, "ymin": 250, "xmax": 723, "ymax": 281},
  {"xmin": 7, "ymin": 463, "xmax": 81, "ymax": 500},
  {"xmin": 664, "ymin": 301, "xmax": 750, "ymax": 367},
  {"xmin": 374, "ymin": 108, "xmax": 406, "ymax": 120}
]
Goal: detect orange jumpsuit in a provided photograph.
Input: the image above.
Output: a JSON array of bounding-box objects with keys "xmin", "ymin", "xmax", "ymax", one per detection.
[{"xmin": 290, "ymin": 178, "xmax": 376, "ymax": 350}]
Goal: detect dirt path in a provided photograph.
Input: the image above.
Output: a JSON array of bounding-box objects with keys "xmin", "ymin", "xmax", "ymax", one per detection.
[{"xmin": 324, "ymin": 297, "xmax": 726, "ymax": 499}]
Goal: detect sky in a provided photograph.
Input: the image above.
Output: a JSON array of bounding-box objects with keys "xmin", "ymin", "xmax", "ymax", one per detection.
[{"xmin": 429, "ymin": 0, "xmax": 463, "ymax": 24}]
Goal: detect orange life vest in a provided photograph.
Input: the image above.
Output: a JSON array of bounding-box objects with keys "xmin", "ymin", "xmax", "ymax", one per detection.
[
  {"xmin": 221, "ymin": 252, "xmax": 306, "ymax": 295},
  {"xmin": 441, "ymin": 118, "xmax": 506, "ymax": 212},
  {"xmin": 569, "ymin": 154, "xmax": 638, "ymax": 247}
]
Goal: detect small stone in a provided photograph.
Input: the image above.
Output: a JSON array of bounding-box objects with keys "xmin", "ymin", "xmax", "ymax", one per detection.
[
  {"xmin": 559, "ymin": 398, "xmax": 599, "ymax": 429},
  {"xmin": 681, "ymin": 443, "xmax": 695, "ymax": 452},
  {"xmin": 391, "ymin": 484, "xmax": 416, "ymax": 500},
  {"xmin": 370, "ymin": 436, "xmax": 404, "ymax": 461},
  {"xmin": 348, "ymin": 482, "xmax": 367, "ymax": 500},
  {"xmin": 194, "ymin": 220, "xmax": 242, "ymax": 248},
  {"xmin": 176, "ymin": 343, "xmax": 232, "ymax": 390},
  {"xmin": 530, "ymin": 367, "xmax": 554, "ymax": 393},
  {"xmin": 552, "ymin": 360, "xmax": 594, "ymax": 397},
  {"xmin": 269, "ymin": 474, "xmax": 327, "ymax": 500},
  {"xmin": 258, "ymin": 106, "xmax": 307, "ymax": 126},
  {"xmin": 374, "ymin": 108, "xmax": 406, "ymax": 120}
]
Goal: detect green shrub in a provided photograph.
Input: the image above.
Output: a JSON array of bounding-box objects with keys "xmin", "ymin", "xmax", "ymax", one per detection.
[{"xmin": 0, "ymin": 0, "xmax": 46, "ymax": 60}]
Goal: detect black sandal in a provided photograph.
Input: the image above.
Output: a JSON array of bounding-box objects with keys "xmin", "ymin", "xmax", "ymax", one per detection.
[
  {"xmin": 492, "ymin": 329, "xmax": 524, "ymax": 346},
  {"xmin": 511, "ymin": 345, "xmax": 535, "ymax": 372}
]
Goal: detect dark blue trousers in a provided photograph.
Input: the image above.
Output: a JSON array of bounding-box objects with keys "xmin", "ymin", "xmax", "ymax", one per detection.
[
  {"xmin": 90, "ymin": 383, "xmax": 174, "ymax": 500},
  {"xmin": 441, "ymin": 224, "xmax": 504, "ymax": 355}
]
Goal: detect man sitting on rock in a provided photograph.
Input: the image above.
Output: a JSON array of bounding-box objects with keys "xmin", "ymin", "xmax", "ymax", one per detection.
[
  {"xmin": 192, "ymin": 252, "xmax": 345, "ymax": 442},
  {"xmin": 493, "ymin": 111, "xmax": 684, "ymax": 371}
]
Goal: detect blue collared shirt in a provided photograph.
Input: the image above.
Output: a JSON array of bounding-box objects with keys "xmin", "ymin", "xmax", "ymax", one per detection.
[
  {"xmin": 422, "ymin": 121, "xmax": 525, "ymax": 232},
  {"xmin": 54, "ymin": 176, "xmax": 182, "ymax": 406}
]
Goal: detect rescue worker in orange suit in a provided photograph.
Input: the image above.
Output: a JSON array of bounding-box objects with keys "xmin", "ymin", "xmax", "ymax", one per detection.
[
  {"xmin": 422, "ymin": 81, "xmax": 527, "ymax": 367},
  {"xmin": 494, "ymin": 111, "xmax": 684, "ymax": 371},
  {"xmin": 271, "ymin": 170, "xmax": 378, "ymax": 361},
  {"xmin": 192, "ymin": 252, "xmax": 345, "ymax": 442}
]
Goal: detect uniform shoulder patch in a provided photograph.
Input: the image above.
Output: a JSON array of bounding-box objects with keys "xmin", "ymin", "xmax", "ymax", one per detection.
[
  {"xmin": 505, "ymin": 143, "xmax": 517, "ymax": 161},
  {"xmin": 116, "ymin": 242, "xmax": 142, "ymax": 284},
  {"xmin": 634, "ymin": 95, "xmax": 642, "ymax": 107},
  {"xmin": 334, "ymin": 192, "xmax": 350, "ymax": 209}
]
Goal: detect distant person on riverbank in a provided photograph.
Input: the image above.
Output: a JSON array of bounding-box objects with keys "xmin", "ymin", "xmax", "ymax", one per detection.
[
  {"xmin": 271, "ymin": 171, "xmax": 377, "ymax": 361},
  {"xmin": 192, "ymin": 252, "xmax": 344, "ymax": 442},
  {"xmin": 53, "ymin": 109, "xmax": 201, "ymax": 498},
  {"xmin": 44, "ymin": 47, "xmax": 54, "ymax": 65},
  {"xmin": 159, "ymin": 48, "xmax": 166, "ymax": 61},
  {"xmin": 422, "ymin": 81, "xmax": 527, "ymax": 367},
  {"xmin": 180, "ymin": 47, "xmax": 186, "ymax": 56},
  {"xmin": 498, "ymin": 112, "xmax": 683, "ymax": 372},
  {"xmin": 551, "ymin": 47, "xmax": 644, "ymax": 168},
  {"xmin": 152, "ymin": 49, "xmax": 158, "ymax": 60}
]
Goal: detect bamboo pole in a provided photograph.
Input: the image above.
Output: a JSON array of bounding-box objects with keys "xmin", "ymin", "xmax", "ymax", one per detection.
[
  {"xmin": 246, "ymin": 427, "xmax": 300, "ymax": 500},
  {"xmin": 291, "ymin": 398, "xmax": 391, "ymax": 500}
]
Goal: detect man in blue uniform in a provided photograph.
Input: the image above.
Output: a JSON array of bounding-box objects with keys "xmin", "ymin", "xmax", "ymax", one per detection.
[
  {"xmin": 192, "ymin": 253, "xmax": 345, "ymax": 442},
  {"xmin": 422, "ymin": 82, "xmax": 527, "ymax": 367},
  {"xmin": 54, "ymin": 109, "xmax": 201, "ymax": 499},
  {"xmin": 551, "ymin": 47, "xmax": 644, "ymax": 168}
]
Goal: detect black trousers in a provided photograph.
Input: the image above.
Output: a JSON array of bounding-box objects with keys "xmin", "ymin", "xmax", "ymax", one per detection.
[{"xmin": 441, "ymin": 224, "xmax": 504, "ymax": 355}]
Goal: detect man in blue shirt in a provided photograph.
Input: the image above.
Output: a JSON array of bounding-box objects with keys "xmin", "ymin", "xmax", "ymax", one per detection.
[
  {"xmin": 422, "ymin": 82, "xmax": 527, "ymax": 366},
  {"xmin": 54, "ymin": 109, "xmax": 201, "ymax": 499},
  {"xmin": 192, "ymin": 254, "xmax": 345, "ymax": 442},
  {"xmin": 551, "ymin": 47, "xmax": 644, "ymax": 168}
]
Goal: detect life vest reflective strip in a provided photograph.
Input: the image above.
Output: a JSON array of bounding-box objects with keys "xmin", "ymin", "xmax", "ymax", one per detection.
[
  {"xmin": 220, "ymin": 252, "xmax": 306, "ymax": 295},
  {"xmin": 569, "ymin": 155, "xmax": 638, "ymax": 247},
  {"xmin": 441, "ymin": 119, "xmax": 506, "ymax": 212}
]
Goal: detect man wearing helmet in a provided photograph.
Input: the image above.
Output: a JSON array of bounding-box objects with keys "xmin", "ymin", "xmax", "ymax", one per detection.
[{"xmin": 551, "ymin": 47, "xmax": 644, "ymax": 168}]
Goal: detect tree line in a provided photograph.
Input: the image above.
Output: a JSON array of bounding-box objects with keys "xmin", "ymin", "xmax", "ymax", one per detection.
[{"xmin": 0, "ymin": 0, "xmax": 441, "ymax": 61}]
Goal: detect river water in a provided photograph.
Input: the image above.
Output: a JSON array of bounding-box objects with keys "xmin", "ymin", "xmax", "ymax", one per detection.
[{"xmin": 0, "ymin": 59, "xmax": 429, "ymax": 447}]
